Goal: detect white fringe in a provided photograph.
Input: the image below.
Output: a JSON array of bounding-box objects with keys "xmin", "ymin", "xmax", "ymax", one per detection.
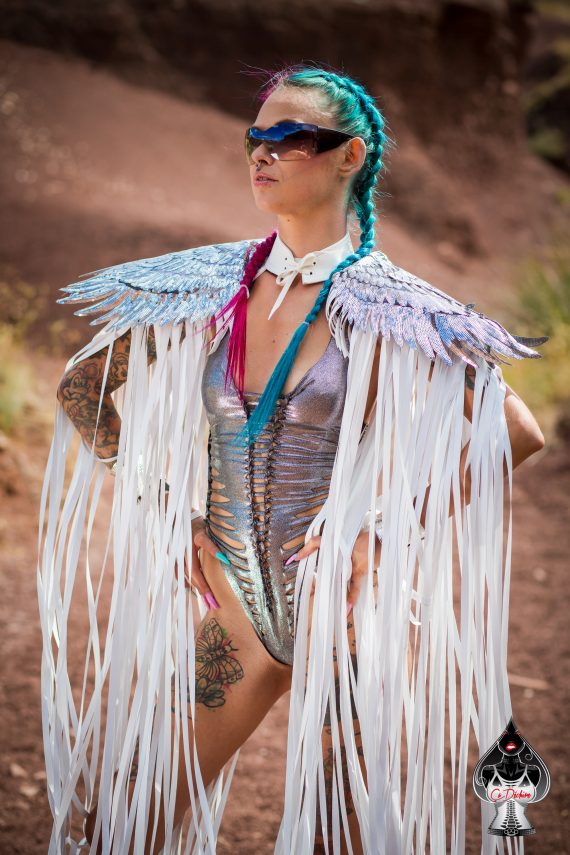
[{"xmin": 38, "ymin": 318, "xmax": 522, "ymax": 854}]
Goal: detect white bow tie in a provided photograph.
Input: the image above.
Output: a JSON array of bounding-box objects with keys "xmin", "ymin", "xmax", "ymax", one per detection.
[{"xmin": 253, "ymin": 231, "xmax": 354, "ymax": 321}]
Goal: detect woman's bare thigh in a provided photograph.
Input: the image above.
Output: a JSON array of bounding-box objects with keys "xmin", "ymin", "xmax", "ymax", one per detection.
[{"xmin": 174, "ymin": 547, "xmax": 294, "ymax": 812}]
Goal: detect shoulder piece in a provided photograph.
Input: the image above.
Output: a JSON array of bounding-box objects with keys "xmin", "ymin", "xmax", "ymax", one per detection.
[
  {"xmin": 327, "ymin": 251, "xmax": 548, "ymax": 366},
  {"xmin": 57, "ymin": 237, "xmax": 261, "ymax": 331}
]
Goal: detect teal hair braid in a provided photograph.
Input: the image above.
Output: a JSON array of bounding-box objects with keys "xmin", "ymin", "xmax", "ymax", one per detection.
[
  {"xmin": 230, "ymin": 65, "xmax": 393, "ymax": 448},
  {"xmin": 283, "ymin": 68, "xmax": 391, "ymax": 329}
]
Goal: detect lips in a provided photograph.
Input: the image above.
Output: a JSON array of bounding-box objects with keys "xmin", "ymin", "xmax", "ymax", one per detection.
[{"xmin": 254, "ymin": 173, "xmax": 277, "ymax": 183}]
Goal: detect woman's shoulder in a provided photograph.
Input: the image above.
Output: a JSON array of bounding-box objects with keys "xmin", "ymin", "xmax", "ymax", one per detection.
[
  {"xmin": 336, "ymin": 250, "xmax": 472, "ymax": 311},
  {"xmin": 56, "ymin": 236, "xmax": 261, "ymax": 333},
  {"xmin": 60, "ymin": 236, "xmax": 260, "ymax": 299},
  {"xmin": 329, "ymin": 250, "xmax": 548, "ymax": 367}
]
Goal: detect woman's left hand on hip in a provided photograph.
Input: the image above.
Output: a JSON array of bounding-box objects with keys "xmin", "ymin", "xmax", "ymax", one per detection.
[{"xmin": 294, "ymin": 530, "xmax": 382, "ymax": 614}]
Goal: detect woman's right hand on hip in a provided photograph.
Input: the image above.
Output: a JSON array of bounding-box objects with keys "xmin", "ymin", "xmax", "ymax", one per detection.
[{"xmin": 183, "ymin": 515, "xmax": 224, "ymax": 610}]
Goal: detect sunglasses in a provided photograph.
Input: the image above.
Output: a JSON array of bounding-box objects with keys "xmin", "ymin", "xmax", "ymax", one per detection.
[{"xmin": 245, "ymin": 121, "xmax": 356, "ymax": 163}]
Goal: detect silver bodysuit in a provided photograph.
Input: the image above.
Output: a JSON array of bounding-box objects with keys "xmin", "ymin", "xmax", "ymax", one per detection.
[{"xmin": 201, "ymin": 327, "xmax": 349, "ymax": 666}]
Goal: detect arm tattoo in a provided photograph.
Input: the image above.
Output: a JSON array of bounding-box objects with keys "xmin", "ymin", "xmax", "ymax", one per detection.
[
  {"xmin": 56, "ymin": 326, "xmax": 158, "ymax": 458},
  {"xmin": 146, "ymin": 326, "xmax": 158, "ymax": 363},
  {"xmin": 465, "ymin": 364, "xmax": 476, "ymax": 391}
]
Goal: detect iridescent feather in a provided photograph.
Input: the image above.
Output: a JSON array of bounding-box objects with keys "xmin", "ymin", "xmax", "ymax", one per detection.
[
  {"xmin": 57, "ymin": 238, "xmax": 256, "ymax": 333},
  {"xmin": 327, "ymin": 252, "xmax": 548, "ymax": 366}
]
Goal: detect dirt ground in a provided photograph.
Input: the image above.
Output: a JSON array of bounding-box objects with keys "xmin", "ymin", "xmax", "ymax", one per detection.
[{"xmin": 1, "ymin": 39, "xmax": 569, "ymax": 854}]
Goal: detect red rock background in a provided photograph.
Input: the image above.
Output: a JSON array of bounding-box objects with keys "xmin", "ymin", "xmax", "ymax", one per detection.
[{"xmin": 0, "ymin": 2, "xmax": 569, "ymax": 851}]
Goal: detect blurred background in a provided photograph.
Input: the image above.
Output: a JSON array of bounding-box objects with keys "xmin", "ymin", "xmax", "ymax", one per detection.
[{"xmin": 0, "ymin": 1, "xmax": 569, "ymax": 852}]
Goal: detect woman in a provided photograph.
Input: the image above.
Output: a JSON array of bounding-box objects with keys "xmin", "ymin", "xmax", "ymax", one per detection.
[{"xmin": 40, "ymin": 64, "xmax": 546, "ymax": 854}]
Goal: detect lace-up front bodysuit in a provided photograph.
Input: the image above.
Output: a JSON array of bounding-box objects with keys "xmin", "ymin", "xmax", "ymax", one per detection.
[{"xmin": 201, "ymin": 327, "xmax": 349, "ymax": 666}]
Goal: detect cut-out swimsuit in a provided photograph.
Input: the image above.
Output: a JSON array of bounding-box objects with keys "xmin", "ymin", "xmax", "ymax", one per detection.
[{"xmin": 201, "ymin": 327, "xmax": 349, "ymax": 666}]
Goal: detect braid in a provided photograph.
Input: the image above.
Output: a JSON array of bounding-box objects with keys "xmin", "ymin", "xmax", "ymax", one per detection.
[
  {"xmin": 293, "ymin": 70, "xmax": 388, "ymax": 326},
  {"xmin": 230, "ymin": 66, "xmax": 392, "ymax": 447},
  {"xmin": 199, "ymin": 230, "xmax": 277, "ymax": 399}
]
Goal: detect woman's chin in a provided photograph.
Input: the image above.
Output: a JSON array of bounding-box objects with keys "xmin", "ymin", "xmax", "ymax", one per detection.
[
  {"xmin": 251, "ymin": 194, "xmax": 296, "ymax": 217},
  {"xmin": 252, "ymin": 199, "xmax": 286, "ymax": 215}
]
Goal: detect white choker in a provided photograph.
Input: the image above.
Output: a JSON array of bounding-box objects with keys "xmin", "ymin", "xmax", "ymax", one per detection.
[{"xmin": 253, "ymin": 231, "xmax": 354, "ymax": 320}]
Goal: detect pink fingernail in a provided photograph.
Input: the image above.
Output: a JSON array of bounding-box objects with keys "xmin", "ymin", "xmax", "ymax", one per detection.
[
  {"xmin": 204, "ymin": 592, "xmax": 220, "ymax": 610},
  {"xmin": 285, "ymin": 553, "xmax": 298, "ymax": 566},
  {"xmin": 346, "ymin": 602, "xmax": 353, "ymax": 616}
]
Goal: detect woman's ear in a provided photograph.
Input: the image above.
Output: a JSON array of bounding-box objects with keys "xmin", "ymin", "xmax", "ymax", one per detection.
[{"xmin": 339, "ymin": 136, "xmax": 368, "ymax": 179}]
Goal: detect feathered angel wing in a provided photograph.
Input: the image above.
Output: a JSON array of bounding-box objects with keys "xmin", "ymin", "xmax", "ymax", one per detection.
[
  {"xmin": 327, "ymin": 251, "xmax": 549, "ymax": 366},
  {"xmin": 58, "ymin": 238, "xmax": 548, "ymax": 367},
  {"xmin": 56, "ymin": 237, "xmax": 257, "ymax": 332}
]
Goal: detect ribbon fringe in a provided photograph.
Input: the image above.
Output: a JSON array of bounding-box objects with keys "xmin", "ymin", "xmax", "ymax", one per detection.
[{"xmin": 38, "ymin": 318, "xmax": 522, "ymax": 854}]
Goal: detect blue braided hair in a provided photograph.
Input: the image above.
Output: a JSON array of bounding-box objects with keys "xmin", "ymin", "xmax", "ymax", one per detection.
[{"xmin": 231, "ymin": 63, "xmax": 395, "ymax": 447}]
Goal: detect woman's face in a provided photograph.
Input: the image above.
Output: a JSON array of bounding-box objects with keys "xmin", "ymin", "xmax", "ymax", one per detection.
[{"xmin": 248, "ymin": 86, "xmax": 363, "ymax": 218}]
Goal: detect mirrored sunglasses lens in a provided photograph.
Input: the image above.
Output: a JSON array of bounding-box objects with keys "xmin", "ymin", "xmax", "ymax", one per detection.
[
  {"xmin": 273, "ymin": 133, "xmax": 316, "ymax": 160},
  {"xmin": 245, "ymin": 130, "xmax": 316, "ymax": 161},
  {"xmin": 245, "ymin": 135, "xmax": 256, "ymax": 160}
]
